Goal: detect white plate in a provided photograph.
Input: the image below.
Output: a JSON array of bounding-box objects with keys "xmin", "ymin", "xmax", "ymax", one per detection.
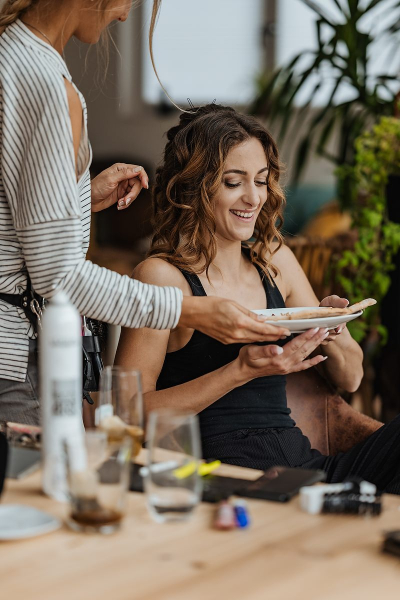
[
  {"xmin": 253, "ymin": 307, "xmax": 363, "ymax": 333},
  {"xmin": 0, "ymin": 504, "xmax": 61, "ymax": 540}
]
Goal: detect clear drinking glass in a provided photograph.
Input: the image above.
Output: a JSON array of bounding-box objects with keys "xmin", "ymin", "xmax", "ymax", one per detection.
[
  {"xmin": 144, "ymin": 409, "xmax": 202, "ymax": 523},
  {"xmin": 97, "ymin": 366, "xmax": 144, "ymax": 459},
  {"xmin": 65, "ymin": 430, "xmax": 132, "ymax": 534}
]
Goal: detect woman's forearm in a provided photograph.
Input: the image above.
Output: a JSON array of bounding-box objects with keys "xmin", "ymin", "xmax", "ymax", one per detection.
[
  {"xmin": 20, "ymin": 217, "xmax": 182, "ymax": 331},
  {"xmin": 144, "ymin": 329, "xmax": 336, "ymax": 416},
  {"xmin": 320, "ymin": 331, "xmax": 363, "ymax": 392},
  {"xmin": 144, "ymin": 360, "xmax": 245, "ymax": 417}
]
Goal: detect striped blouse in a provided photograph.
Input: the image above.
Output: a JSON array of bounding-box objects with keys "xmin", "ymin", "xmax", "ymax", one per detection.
[{"xmin": 0, "ymin": 20, "xmax": 182, "ymax": 382}]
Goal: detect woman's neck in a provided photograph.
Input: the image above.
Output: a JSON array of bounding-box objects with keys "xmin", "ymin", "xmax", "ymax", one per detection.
[
  {"xmin": 22, "ymin": 3, "xmax": 79, "ymax": 54},
  {"xmin": 203, "ymin": 239, "xmax": 248, "ymax": 288}
]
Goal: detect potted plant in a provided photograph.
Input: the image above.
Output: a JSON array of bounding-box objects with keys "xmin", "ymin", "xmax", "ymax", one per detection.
[
  {"xmin": 334, "ymin": 116, "xmax": 400, "ymax": 343},
  {"xmin": 250, "ymin": 0, "xmax": 400, "ymax": 207}
]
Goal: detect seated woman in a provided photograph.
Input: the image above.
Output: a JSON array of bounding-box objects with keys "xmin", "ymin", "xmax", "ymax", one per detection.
[{"xmin": 115, "ymin": 104, "xmax": 400, "ymax": 494}]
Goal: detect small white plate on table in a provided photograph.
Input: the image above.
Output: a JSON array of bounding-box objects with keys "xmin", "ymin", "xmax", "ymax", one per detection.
[
  {"xmin": 253, "ymin": 307, "xmax": 363, "ymax": 333},
  {"xmin": 0, "ymin": 505, "xmax": 61, "ymax": 540}
]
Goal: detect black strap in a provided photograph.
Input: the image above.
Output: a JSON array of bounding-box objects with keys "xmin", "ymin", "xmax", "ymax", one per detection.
[
  {"xmin": 82, "ymin": 335, "xmax": 102, "ymax": 354},
  {"xmin": 0, "ymin": 277, "xmax": 103, "ymax": 404},
  {"xmin": 0, "ymin": 275, "xmax": 44, "ymax": 329}
]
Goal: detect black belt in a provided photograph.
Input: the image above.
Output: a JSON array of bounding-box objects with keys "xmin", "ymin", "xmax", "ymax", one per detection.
[
  {"xmin": 0, "ymin": 276, "xmax": 102, "ymax": 405},
  {"xmin": 0, "ymin": 277, "xmax": 45, "ymax": 329}
]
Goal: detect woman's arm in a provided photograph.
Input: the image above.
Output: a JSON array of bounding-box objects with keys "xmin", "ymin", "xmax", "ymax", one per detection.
[
  {"xmin": 114, "ymin": 259, "xmax": 239, "ymax": 416},
  {"xmin": 273, "ymin": 244, "xmax": 364, "ymax": 392},
  {"xmin": 3, "ymin": 66, "xmax": 290, "ymax": 342},
  {"xmin": 1, "ymin": 69, "xmax": 180, "ymax": 331},
  {"xmin": 116, "ymin": 324, "xmax": 248, "ymax": 417},
  {"xmin": 115, "ymin": 259, "xmax": 329, "ymax": 417}
]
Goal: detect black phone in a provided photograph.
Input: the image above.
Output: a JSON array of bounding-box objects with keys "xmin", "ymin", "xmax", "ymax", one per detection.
[
  {"xmin": 130, "ymin": 464, "xmax": 325, "ymax": 504},
  {"xmin": 237, "ymin": 466, "xmax": 326, "ymax": 502},
  {"xmin": 383, "ymin": 530, "xmax": 400, "ymax": 557}
]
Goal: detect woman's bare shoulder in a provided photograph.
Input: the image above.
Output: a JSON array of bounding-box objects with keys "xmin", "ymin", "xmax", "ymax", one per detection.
[
  {"xmin": 264, "ymin": 242, "xmax": 300, "ymax": 301},
  {"xmin": 133, "ymin": 258, "xmax": 192, "ymax": 294},
  {"xmin": 268, "ymin": 241, "xmax": 298, "ymax": 269}
]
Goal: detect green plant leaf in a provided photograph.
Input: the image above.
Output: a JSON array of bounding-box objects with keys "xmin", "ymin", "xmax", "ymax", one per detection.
[
  {"xmin": 376, "ymin": 324, "xmax": 388, "ymax": 346},
  {"xmin": 293, "ymin": 136, "xmax": 312, "ymax": 181},
  {"xmin": 364, "ymin": 0, "xmax": 394, "ymax": 13},
  {"xmin": 331, "ymin": 0, "xmax": 348, "ymax": 15},
  {"xmin": 387, "ymin": 16, "xmax": 400, "ymax": 34},
  {"xmin": 250, "ymin": 0, "xmax": 400, "ymax": 243},
  {"xmin": 249, "ymin": 68, "xmax": 284, "ymax": 114},
  {"xmin": 300, "ymin": 0, "xmax": 337, "ymax": 26},
  {"xmin": 316, "ymin": 113, "xmax": 337, "ymax": 154}
]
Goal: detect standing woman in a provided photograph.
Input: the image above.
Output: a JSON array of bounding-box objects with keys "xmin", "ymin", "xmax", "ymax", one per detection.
[{"xmin": 0, "ymin": 0, "xmax": 287, "ymax": 425}]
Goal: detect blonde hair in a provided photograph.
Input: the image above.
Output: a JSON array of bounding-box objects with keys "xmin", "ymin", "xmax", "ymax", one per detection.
[
  {"xmin": 1, "ymin": 1, "xmax": 163, "ymax": 79},
  {"xmin": 0, "ymin": 1, "xmax": 163, "ymax": 36},
  {"xmin": 0, "ymin": 0, "xmax": 35, "ymax": 35},
  {"xmin": 149, "ymin": 0, "xmax": 188, "ymax": 112}
]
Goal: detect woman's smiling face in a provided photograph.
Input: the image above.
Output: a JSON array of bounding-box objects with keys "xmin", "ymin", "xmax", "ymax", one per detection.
[{"xmin": 212, "ymin": 137, "xmax": 269, "ymax": 243}]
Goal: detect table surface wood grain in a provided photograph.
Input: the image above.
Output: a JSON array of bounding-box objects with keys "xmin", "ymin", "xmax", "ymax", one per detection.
[{"xmin": 1, "ymin": 453, "xmax": 400, "ymax": 600}]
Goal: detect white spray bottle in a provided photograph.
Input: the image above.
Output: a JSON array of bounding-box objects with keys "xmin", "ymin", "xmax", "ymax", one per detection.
[{"xmin": 39, "ymin": 291, "xmax": 85, "ymax": 501}]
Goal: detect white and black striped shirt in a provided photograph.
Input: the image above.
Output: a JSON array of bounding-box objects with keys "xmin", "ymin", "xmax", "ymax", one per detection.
[{"xmin": 0, "ymin": 20, "xmax": 182, "ymax": 382}]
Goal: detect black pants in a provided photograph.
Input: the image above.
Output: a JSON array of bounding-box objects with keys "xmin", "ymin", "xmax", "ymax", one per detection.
[{"xmin": 201, "ymin": 417, "xmax": 400, "ymax": 494}]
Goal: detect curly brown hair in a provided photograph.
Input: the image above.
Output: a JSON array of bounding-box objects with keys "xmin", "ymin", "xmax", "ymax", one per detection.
[{"xmin": 149, "ymin": 104, "xmax": 285, "ymax": 280}]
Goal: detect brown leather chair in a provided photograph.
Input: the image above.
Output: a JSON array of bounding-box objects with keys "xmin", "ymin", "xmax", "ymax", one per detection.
[{"xmin": 286, "ymin": 368, "xmax": 382, "ymax": 455}]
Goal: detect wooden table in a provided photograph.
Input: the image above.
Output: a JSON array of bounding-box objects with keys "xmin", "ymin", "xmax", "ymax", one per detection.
[{"xmin": 1, "ymin": 456, "xmax": 400, "ymax": 600}]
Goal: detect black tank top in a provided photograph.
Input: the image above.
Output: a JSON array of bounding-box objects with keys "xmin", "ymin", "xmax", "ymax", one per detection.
[{"xmin": 157, "ymin": 260, "xmax": 295, "ymax": 439}]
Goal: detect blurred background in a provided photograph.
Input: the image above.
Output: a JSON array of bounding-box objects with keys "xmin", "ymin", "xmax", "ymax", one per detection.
[
  {"xmin": 64, "ymin": 0, "xmax": 400, "ymax": 421},
  {"xmin": 17, "ymin": 1, "xmax": 400, "ymax": 418},
  {"xmin": 67, "ymin": 0, "xmax": 342, "ymax": 267}
]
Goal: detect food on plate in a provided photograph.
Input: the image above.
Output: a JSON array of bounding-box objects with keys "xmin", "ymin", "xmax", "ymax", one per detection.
[{"xmin": 263, "ymin": 298, "xmax": 377, "ymax": 321}]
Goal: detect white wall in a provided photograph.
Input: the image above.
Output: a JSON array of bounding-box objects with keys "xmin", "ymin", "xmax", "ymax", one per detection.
[
  {"xmin": 142, "ymin": 0, "xmax": 264, "ymax": 105},
  {"xmin": 64, "ymin": 5, "xmax": 336, "ymax": 186},
  {"xmin": 0, "ymin": 1, "xmax": 347, "ymax": 186}
]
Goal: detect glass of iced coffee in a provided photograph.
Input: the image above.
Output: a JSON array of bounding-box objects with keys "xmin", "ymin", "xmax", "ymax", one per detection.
[
  {"xmin": 97, "ymin": 366, "xmax": 144, "ymax": 459},
  {"xmin": 65, "ymin": 430, "xmax": 132, "ymax": 534}
]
